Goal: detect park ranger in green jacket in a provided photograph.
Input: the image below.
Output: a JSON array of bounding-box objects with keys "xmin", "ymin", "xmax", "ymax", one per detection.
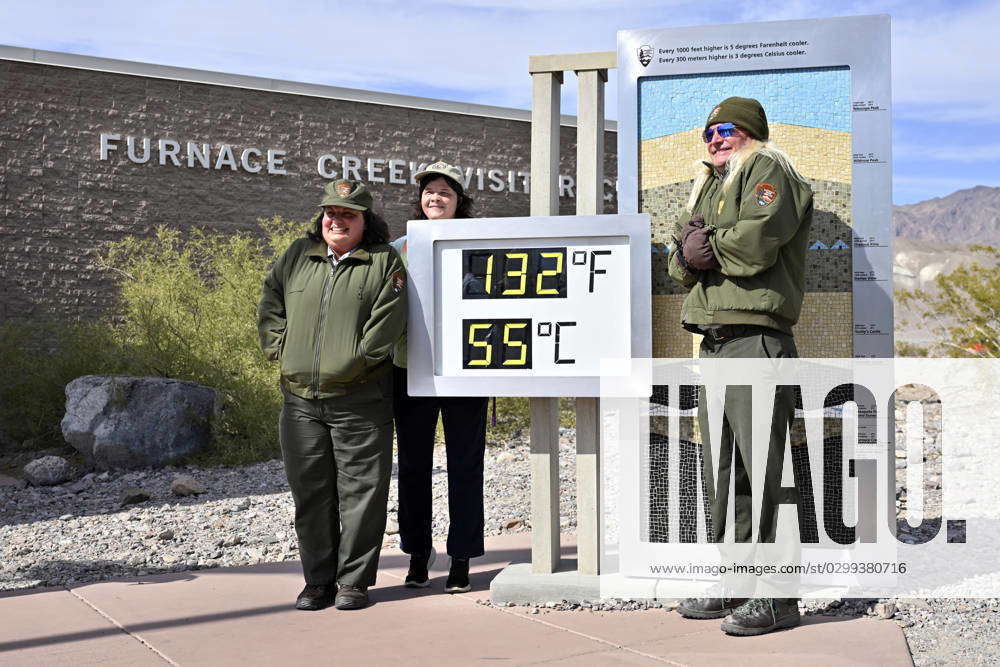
[
  {"xmin": 258, "ymin": 178, "xmax": 406, "ymax": 612},
  {"xmin": 668, "ymin": 97, "xmax": 812, "ymax": 636}
]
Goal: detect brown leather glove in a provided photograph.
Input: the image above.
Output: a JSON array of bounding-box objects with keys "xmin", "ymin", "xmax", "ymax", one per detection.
[
  {"xmin": 680, "ymin": 215, "xmax": 705, "ymax": 246},
  {"xmin": 682, "ymin": 217, "xmax": 720, "ymax": 270}
]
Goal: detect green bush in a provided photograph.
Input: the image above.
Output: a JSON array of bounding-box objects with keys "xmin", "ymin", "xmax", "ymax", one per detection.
[
  {"xmin": 0, "ymin": 320, "xmax": 126, "ymax": 448},
  {"xmin": 97, "ymin": 217, "xmax": 307, "ymax": 464},
  {"xmin": 487, "ymin": 397, "xmax": 576, "ymax": 446},
  {"xmin": 896, "ymin": 245, "xmax": 1000, "ymax": 358},
  {"xmin": 1, "ymin": 216, "xmax": 568, "ymax": 464},
  {"xmin": 894, "ymin": 340, "xmax": 929, "ymax": 358}
]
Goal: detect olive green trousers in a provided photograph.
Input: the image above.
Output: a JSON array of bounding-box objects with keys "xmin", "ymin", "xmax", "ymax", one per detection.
[
  {"xmin": 697, "ymin": 328, "xmax": 799, "ymax": 544},
  {"xmin": 279, "ymin": 374, "xmax": 393, "ymax": 587}
]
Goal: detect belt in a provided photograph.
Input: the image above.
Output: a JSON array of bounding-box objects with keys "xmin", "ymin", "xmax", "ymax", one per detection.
[{"xmin": 699, "ymin": 324, "xmax": 775, "ymax": 342}]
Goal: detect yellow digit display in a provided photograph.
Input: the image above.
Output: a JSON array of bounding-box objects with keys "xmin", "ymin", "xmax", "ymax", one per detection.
[
  {"xmin": 502, "ymin": 252, "xmax": 527, "ymax": 295},
  {"xmin": 467, "ymin": 323, "xmax": 492, "ymax": 366},
  {"xmin": 462, "ymin": 247, "xmax": 566, "ymax": 300},
  {"xmin": 463, "ymin": 318, "xmax": 532, "ymax": 369},
  {"xmin": 536, "ymin": 251, "xmax": 563, "ymax": 295},
  {"xmin": 502, "ymin": 322, "xmax": 528, "ymax": 366}
]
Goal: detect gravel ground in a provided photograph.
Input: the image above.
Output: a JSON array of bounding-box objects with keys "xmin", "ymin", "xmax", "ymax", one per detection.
[
  {"xmin": 2, "ymin": 425, "xmax": 998, "ymax": 665},
  {"xmin": 0, "ymin": 430, "xmax": 578, "ymax": 591}
]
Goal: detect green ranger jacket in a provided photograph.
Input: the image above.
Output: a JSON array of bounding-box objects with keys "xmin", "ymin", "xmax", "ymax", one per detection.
[
  {"xmin": 257, "ymin": 237, "xmax": 407, "ymax": 399},
  {"xmin": 388, "ymin": 236, "xmax": 408, "ymax": 368},
  {"xmin": 667, "ymin": 148, "xmax": 813, "ymax": 334}
]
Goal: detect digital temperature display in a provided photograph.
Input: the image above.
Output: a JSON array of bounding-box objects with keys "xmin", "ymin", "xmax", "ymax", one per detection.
[
  {"xmin": 462, "ymin": 248, "xmax": 567, "ymax": 299},
  {"xmin": 462, "ymin": 318, "xmax": 532, "ymax": 369},
  {"xmin": 405, "ymin": 214, "xmax": 651, "ymax": 397}
]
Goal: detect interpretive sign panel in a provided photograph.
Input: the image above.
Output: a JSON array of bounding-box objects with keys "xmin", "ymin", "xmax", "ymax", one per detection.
[{"xmin": 406, "ymin": 215, "xmax": 651, "ymax": 397}]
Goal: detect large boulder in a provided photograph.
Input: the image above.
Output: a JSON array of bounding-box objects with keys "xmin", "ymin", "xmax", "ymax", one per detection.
[{"xmin": 62, "ymin": 376, "xmax": 220, "ymax": 470}]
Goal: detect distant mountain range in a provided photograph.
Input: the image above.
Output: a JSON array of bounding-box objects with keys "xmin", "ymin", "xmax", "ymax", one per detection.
[
  {"xmin": 894, "ymin": 185, "xmax": 1000, "ymax": 244},
  {"xmin": 891, "ymin": 185, "xmax": 1000, "ymax": 291}
]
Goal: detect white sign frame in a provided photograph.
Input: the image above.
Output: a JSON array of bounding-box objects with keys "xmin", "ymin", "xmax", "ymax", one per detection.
[{"xmin": 406, "ymin": 215, "xmax": 652, "ymax": 397}]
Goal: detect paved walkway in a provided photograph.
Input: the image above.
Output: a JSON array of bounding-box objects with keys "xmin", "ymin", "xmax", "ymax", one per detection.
[{"xmin": 0, "ymin": 533, "xmax": 912, "ymax": 666}]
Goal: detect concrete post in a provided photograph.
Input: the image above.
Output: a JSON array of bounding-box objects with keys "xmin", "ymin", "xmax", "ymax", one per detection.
[
  {"xmin": 574, "ymin": 68, "xmax": 605, "ymax": 217},
  {"xmin": 574, "ymin": 397, "xmax": 601, "ymax": 574},
  {"xmin": 529, "ymin": 70, "xmax": 563, "ymax": 574},
  {"xmin": 574, "ymin": 67, "xmax": 607, "ymax": 576},
  {"xmin": 530, "ymin": 70, "xmax": 562, "ymax": 217}
]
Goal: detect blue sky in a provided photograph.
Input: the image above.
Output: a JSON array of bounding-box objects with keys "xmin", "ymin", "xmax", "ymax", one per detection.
[{"xmin": 1, "ymin": 0, "xmax": 997, "ymax": 205}]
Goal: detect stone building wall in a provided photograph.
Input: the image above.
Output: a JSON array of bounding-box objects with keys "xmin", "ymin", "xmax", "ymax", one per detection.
[{"xmin": 0, "ymin": 55, "xmax": 617, "ymax": 321}]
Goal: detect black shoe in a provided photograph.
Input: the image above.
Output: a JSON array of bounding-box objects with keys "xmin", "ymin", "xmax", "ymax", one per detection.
[
  {"xmin": 404, "ymin": 547, "xmax": 437, "ymax": 588},
  {"xmin": 334, "ymin": 584, "xmax": 370, "ymax": 610},
  {"xmin": 677, "ymin": 596, "xmax": 749, "ymax": 619},
  {"xmin": 444, "ymin": 557, "xmax": 471, "ymax": 594},
  {"xmin": 294, "ymin": 584, "xmax": 336, "ymax": 611},
  {"xmin": 721, "ymin": 598, "xmax": 801, "ymax": 636}
]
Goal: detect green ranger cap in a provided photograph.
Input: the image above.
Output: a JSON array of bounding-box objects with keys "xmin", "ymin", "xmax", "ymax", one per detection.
[
  {"xmin": 318, "ymin": 179, "xmax": 372, "ymax": 211},
  {"xmin": 705, "ymin": 96, "xmax": 769, "ymax": 141},
  {"xmin": 413, "ymin": 160, "xmax": 465, "ymax": 186}
]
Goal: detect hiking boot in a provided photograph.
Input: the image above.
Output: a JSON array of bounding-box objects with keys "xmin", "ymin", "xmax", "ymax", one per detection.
[
  {"xmin": 677, "ymin": 596, "xmax": 748, "ymax": 619},
  {"xmin": 404, "ymin": 547, "xmax": 437, "ymax": 588},
  {"xmin": 721, "ymin": 598, "xmax": 801, "ymax": 636},
  {"xmin": 334, "ymin": 584, "xmax": 370, "ymax": 610},
  {"xmin": 294, "ymin": 584, "xmax": 336, "ymax": 611},
  {"xmin": 444, "ymin": 557, "xmax": 471, "ymax": 594}
]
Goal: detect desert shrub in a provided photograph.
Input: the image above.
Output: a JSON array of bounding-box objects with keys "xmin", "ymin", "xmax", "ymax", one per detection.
[
  {"xmin": 1, "ymin": 215, "xmax": 571, "ymax": 462},
  {"xmin": 96, "ymin": 216, "xmax": 308, "ymax": 464},
  {"xmin": 896, "ymin": 245, "xmax": 1000, "ymax": 357},
  {"xmin": 0, "ymin": 319, "xmax": 127, "ymax": 449},
  {"xmin": 894, "ymin": 340, "xmax": 930, "ymax": 358},
  {"xmin": 486, "ymin": 397, "xmax": 576, "ymax": 446}
]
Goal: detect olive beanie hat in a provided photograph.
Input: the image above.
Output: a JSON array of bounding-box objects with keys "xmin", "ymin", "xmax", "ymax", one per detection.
[{"xmin": 705, "ymin": 96, "xmax": 769, "ymax": 141}]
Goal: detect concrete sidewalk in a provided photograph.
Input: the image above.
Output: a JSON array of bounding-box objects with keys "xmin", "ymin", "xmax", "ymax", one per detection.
[{"xmin": 0, "ymin": 533, "xmax": 912, "ymax": 666}]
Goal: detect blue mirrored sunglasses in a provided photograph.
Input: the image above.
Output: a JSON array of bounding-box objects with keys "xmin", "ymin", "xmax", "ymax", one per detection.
[{"xmin": 703, "ymin": 123, "xmax": 738, "ymax": 143}]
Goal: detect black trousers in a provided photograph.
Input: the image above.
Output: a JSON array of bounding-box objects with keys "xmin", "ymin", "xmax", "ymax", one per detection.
[
  {"xmin": 279, "ymin": 374, "xmax": 393, "ymax": 587},
  {"xmin": 393, "ymin": 365, "xmax": 487, "ymax": 558}
]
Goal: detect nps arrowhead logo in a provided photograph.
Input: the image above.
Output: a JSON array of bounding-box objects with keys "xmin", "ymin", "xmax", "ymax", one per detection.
[{"xmin": 638, "ymin": 45, "xmax": 653, "ymax": 67}]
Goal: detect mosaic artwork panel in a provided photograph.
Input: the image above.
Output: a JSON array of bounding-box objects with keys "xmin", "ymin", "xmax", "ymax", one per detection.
[
  {"xmin": 638, "ymin": 67, "xmax": 851, "ymax": 140},
  {"xmin": 638, "ymin": 66, "xmax": 854, "ymax": 360}
]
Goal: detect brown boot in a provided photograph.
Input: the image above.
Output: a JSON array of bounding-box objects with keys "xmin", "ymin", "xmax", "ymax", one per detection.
[
  {"xmin": 677, "ymin": 596, "xmax": 748, "ymax": 619},
  {"xmin": 334, "ymin": 584, "xmax": 370, "ymax": 610},
  {"xmin": 721, "ymin": 598, "xmax": 801, "ymax": 636},
  {"xmin": 294, "ymin": 584, "xmax": 336, "ymax": 611}
]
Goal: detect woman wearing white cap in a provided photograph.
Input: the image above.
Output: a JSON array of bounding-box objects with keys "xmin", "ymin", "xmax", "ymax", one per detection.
[{"xmin": 391, "ymin": 161, "xmax": 487, "ymax": 593}]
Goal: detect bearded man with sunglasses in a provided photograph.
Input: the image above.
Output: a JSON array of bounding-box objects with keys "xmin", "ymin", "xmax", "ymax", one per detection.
[{"xmin": 667, "ymin": 97, "xmax": 813, "ymax": 636}]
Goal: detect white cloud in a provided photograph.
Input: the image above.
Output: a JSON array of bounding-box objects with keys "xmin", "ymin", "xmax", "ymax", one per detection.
[
  {"xmin": 4, "ymin": 1, "xmax": 995, "ymax": 121},
  {"xmin": 891, "ymin": 3, "xmax": 1000, "ymax": 119},
  {"xmin": 428, "ymin": 0, "xmax": 670, "ymax": 9},
  {"xmin": 1, "ymin": 0, "xmax": 719, "ymax": 112},
  {"xmin": 895, "ymin": 142, "xmax": 1000, "ymax": 163},
  {"xmin": 2, "ymin": 0, "xmax": 997, "ymax": 204}
]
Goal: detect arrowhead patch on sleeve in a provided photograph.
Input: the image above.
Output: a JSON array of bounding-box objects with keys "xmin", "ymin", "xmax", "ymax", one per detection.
[
  {"xmin": 391, "ymin": 271, "xmax": 406, "ymax": 294},
  {"xmin": 754, "ymin": 183, "xmax": 778, "ymax": 207}
]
